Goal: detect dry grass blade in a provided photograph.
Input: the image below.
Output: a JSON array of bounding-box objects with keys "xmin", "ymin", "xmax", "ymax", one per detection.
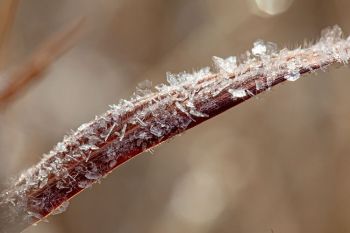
[
  {"xmin": 0, "ymin": 0, "xmax": 19, "ymax": 69},
  {"xmin": 0, "ymin": 25, "xmax": 349, "ymax": 233},
  {"xmin": 0, "ymin": 18, "xmax": 84, "ymax": 107}
]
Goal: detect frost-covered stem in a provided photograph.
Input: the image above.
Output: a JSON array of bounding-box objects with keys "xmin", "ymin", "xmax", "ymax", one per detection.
[{"xmin": 1, "ymin": 26, "xmax": 349, "ymax": 233}]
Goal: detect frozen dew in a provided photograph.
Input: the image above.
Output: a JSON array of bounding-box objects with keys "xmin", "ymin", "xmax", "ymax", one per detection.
[
  {"xmin": 88, "ymin": 135, "xmax": 102, "ymax": 145},
  {"xmin": 55, "ymin": 142, "xmax": 67, "ymax": 153},
  {"xmin": 246, "ymin": 90, "xmax": 255, "ymax": 97},
  {"xmin": 38, "ymin": 177, "xmax": 48, "ymax": 189},
  {"xmin": 252, "ymin": 40, "xmax": 277, "ymax": 57},
  {"xmin": 104, "ymin": 123, "xmax": 116, "ymax": 141},
  {"xmin": 285, "ymin": 72, "xmax": 301, "ymax": 81},
  {"xmin": 135, "ymin": 80, "xmax": 153, "ymax": 97},
  {"xmin": 137, "ymin": 131, "xmax": 150, "ymax": 140},
  {"xmin": 175, "ymin": 102, "xmax": 189, "ymax": 115},
  {"xmin": 51, "ymin": 201, "xmax": 69, "ymax": 215},
  {"xmin": 189, "ymin": 109, "xmax": 209, "ymax": 118},
  {"xmin": 321, "ymin": 25, "xmax": 343, "ymax": 43},
  {"xmin": 106, "ymin": 147, "xmax": 117, "ymax": 158},
  {"xmin": 135, "ymin": 116, "xmax": 147, "ymax": 127},
  {"xmin": 79, "ymin": 144, "xmax": 99, "ymax": 151},
  {"xmin": 212, "ymin": 56, "xmax": 237, "ymax": 74},
  {"xmin": 26, "ymin": 211, "xmax": 43, "ymax": 220},
  {"xmin": 194, "ymin": 67, "xmax": 212, "ymax": 79},
  {"xmin": 228, "ymin": 89, "xmax": 246, "ymax": 98},
  {"xmin": 119, "ymin": 124, "xmax": 127, "ymax": 141},
  {"xmin": 166, "ymin": 72, "xmax": 178, "ymax": 86},
  {"xmin": 255, "ymin": 80, "xmax": 265, "ymax": 90},
  {"xmin": 78, "ymin": 180, "xmax": 92, "ymax": 189},
  {"xmin": 56, "ymin": 181, "xmax": 68, "ymax": 189},
  {"xmin": 252, "ymin": 40, "xmax": 267, "ymax": 56},
  {"xmin": 266, "ymin": 77, "xmax": 273, "ymax": 89},
  {"xmin": 150, "ymin": 125, "xmax": 163, "ymax": 137},
  {"xmin": 85, "ymin": 171, "xmax": 102, "ymax": 180},
  {"xmin": 155, "ymin": 83, "xmax": 168, "ymax": 92},
  {"xmin": 286, "ymin": 61, "xmax": 301, "ymax": 81}
]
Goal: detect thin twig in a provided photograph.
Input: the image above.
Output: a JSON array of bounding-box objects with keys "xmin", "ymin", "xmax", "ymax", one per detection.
[
  {"xmin": 0, "ymin": 25, "xmax": 349, "ymax": 233},
  {"xmin": 0, "ymin": 18, "xmax": 84, "ymax": 107},
  {"xmin": 0, "ymin": 0, "xmax": 19, "ymax": 69}
]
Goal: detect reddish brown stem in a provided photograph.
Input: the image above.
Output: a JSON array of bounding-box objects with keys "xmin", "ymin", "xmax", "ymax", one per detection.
[
  {"xmin": 0, "ymin": 25, "xmax": 348, "ymax": 233},
  {"xmin": 0, "ymin": 18, "xmax": 84, "ymax": 107}
]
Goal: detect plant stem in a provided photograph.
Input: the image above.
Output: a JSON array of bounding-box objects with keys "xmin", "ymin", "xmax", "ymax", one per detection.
[
  {"xmin": 0, "ymin": 25, "xmax": 349, "ymax": 233},
  {"xmin": 0, "ymin": 18, "xmax": 84, "ymax": 107}
]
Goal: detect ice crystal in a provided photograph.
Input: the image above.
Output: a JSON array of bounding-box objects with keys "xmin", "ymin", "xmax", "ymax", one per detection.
[
  {"xmin": 321, "ymin": 25, "xmax": 343, "ymax": 43},
  {"xmin": 175, "ymin": 102, "xmax": 190, "ymax": 116},
  {"xmin": 212, "ymin": 56, "xmax": 237, "ymax": 74},
  {"xmin": 286, "ymin": 61, "xmax": 301, "ymax": 81},
  {"xmin": 79, "ymin": 144, "xmax": 99, "ymax": 151},
  {"xmin": 104, "ymin": 123, "xmax": 116, "ymax": 141},
  {"xmin": 255, "ymin": 80, "xmax": 265, "ymax": 90},
  {"xmin": 228, "ymin": 89, "xmax": 246, "ymax": 98},
  {"xmin": 85, "ymin": 171, "xmax": 102, "ymax": 180},
  {"xmin": 166, "ymin": 72, "xmax": 179, "ymax": 86},
  {"xmin": 78, "ymin": 180, "xmax": 92, "ymax": 189},
  {"xmin": 285, "ymin": 72, "xmax": 301, "ymax": 81},
  {"xmin": 26, "ymin": 211, "xmax": 43, "ymax": 220},
  {"xmin": 119, "ymin": 124, "xmax": 127, "ymax": 141},
  {"xmin": 51, "ymin": 201, "xmax": 69, "ymax": 215},
  {"xmin": 135, "ymin": 80, "xmax": 152, "ymax": 97},
  {"xmin": 150, "ymin": 125, "xmax": 163, "ymax": 137},
  {"xmin": 189, "ymin": 109, "xmax": 209, "ymax": 118},
  {"xmin": 252, "ymin": 40, "xmax": 278, "ymax": 57},
  {"xmin": 252, "ymin": 40, "xmax": 267, "ymax": 56}
]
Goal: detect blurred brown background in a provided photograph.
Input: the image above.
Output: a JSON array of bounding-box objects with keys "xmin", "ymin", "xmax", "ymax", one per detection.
[{"xmin": 1, "ymin": 0, "xmax": 350, "ymax": 232}]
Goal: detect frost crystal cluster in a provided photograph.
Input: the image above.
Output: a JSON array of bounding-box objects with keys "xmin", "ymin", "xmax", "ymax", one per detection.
[{"xmin": 1, "ymin": 25, "xmax": 350, "ymax": 230}]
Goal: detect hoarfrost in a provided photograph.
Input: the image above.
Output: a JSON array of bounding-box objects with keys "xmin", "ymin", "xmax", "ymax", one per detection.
[
  {"xmin": 55, "ymin": 142, "xmax": 67, "ymax": 153},
  {"xmin": 228, "ymin": 89, "xmax": 246, "ymax": 98},
  {"xmin": 79, "ymin": 144, "xmax": 99, "ymax": 151},
  {"xmin": 286, "ymin": 62, "xmax": 301, "ymax": 81},
  {"xmin": 27, "ymin": 211, "xmax": 43, "ymax": 220},
  {"xmin": 246, "ymin": 90, "xmax": 255, "ymax": 97},
  {"xmin": 286, "ymin": 72, "xmax": 301, "ymax": 82},
  {"xmin": 3, "ymin": 26, "xmax": 350, "ymax": 223},
  {"xmin": 255, "ymin": 80, "xmax": 265, "ymax": 90},
  {"xmin": 175, "ymin": 102, "xmax": 188, "ymax": 115},
  {"xmin": 212, "ymin": 56, "xmax": 237, "ymax": 74},
  {"xmin": 51, "ymin": 201, "xmax": 69, "ymax": 215},
  {"xmin": 189, "ymin": 109, "xmax": 209, "ymax": 118},
  {"xmin": 252, "ymin": 40, "xmax": 278, "ymax": 56},
  {"xmin": 150, "ymin": 125, "xmax": 163, "ymax": 137},
  {"xmin": 135, "ymin": 116, "xmax": 147, "ymax": 127},
  {"xmin": 85, "ymin": 171, "xmax": 102, "ymax": 180},
  {"xmin": 78, "ymin": 180, "xmax": 92, "ymax": 189},
  {"xmin": 166, "ymin": 72, "xmax": 178, "ymax": 86},
  {"xmin": 104, "ymin": 123, "xmax": 116, "ymax": 141},
  {"xmin": 119, "ymin": 124, "xmax": 127, "ymax": 141},
  {"xmin": 135, "ymin": 80, "xmax": 153, "ymax": 96},
  {"xmin": 320, "ymin": 25, "xmax": 343, "ymax": 43}
]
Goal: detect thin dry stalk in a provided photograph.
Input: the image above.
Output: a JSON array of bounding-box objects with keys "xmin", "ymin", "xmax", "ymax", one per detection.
[
  {"xmin": 0, "ymin": 26, "xmax": 349, "ymax": 233},
  {"xmin": 0, "ymin": 18, "xmax": 84, "ymax": 107},
  {"xmin": 0, "ymin": 0, "xmax": 19, "ymax": 69}
]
